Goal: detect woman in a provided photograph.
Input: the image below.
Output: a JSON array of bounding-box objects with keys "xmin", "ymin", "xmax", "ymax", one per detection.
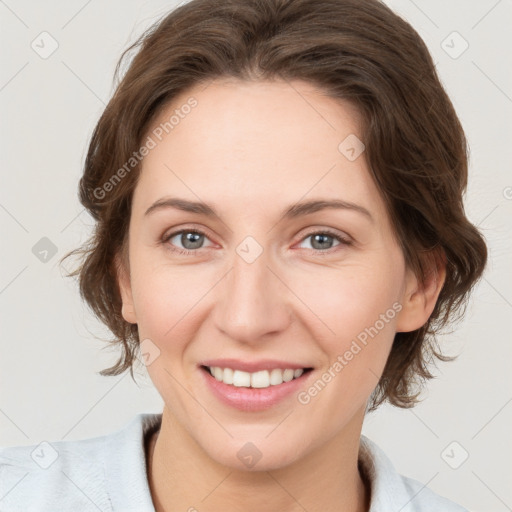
[{"xmin": 0, "ymin": 0, "xmax": 487, "ymax": 510}]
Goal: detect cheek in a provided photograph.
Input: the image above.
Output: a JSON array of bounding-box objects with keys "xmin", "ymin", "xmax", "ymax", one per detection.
[
  {"xmin": 299, "ymin": 261, "xmax": 403, "ymax": 341},
  {"xmin": 293, "ymin": 261, "xmax": 402, "ymax": 403},
  {"xmin": 129, "ymin": 257, "xmax": 205, "ymax": 342},
  {"xmin": 294, "ymin": 268, "xmax": 401, "ymax": 422}
]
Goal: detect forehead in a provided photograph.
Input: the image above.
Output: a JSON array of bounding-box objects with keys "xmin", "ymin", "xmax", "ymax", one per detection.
[
  {"xmin": 148, "ymin": 78, "xmax": 364, "ymax": 154},
  {"xmin": 134, "ymin": 78, "xmax": 385, "ymax": 220}
]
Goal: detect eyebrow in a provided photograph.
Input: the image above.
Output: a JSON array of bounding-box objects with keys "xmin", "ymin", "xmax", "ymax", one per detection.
[{"xmin": 144, "ymin": 197, "xmax": 373, "ymax": 223}]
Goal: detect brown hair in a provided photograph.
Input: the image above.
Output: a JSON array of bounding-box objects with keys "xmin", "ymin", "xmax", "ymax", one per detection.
[{"xmin": 61, "ymin": 0, "xmax": 487, "ymax": 411}]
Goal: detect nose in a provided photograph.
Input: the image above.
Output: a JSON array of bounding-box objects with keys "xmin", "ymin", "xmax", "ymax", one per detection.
[{"xmin": 212, "ymin": 247, "xmax": 292, "ymax": 345}]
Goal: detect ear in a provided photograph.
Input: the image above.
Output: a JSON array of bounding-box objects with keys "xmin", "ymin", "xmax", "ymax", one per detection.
[
  {"xmin": 395, "ymin": 249, "xmax": 446, "ymax": 333},
  {"xmin": 115, "ymin": 251, "xmax": 137, "ymax": 324}
]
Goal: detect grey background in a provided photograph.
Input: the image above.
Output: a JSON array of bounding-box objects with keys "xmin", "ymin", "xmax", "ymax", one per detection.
[{"xmin": 1, "ymin": 1, "xmax": 511, "ymax": 510}]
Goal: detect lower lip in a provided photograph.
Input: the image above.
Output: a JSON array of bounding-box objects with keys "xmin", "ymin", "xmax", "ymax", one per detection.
[{"xmin": 200, "ymin": 367, "xmax": 312, "ymax": 412}]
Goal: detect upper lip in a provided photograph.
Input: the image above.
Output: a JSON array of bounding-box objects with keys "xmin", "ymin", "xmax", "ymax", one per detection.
[{"xmin": 200, "ymin": 359, "xmax": 313, "ymax": 373}]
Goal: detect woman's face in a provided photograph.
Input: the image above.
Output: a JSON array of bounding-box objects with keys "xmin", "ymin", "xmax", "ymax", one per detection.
[{"xmin": 118, "ymin": 78, "xmax": 425, "ymax": 470}]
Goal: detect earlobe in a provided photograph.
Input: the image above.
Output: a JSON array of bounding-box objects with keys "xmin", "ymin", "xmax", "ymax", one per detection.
[
  {"xmin": 395, "ymin": 250, "xmax": 447, "ymax": 333},
  {"xmin": 115, "ymin": 252, "xmax": 137, "ymax": 324}
]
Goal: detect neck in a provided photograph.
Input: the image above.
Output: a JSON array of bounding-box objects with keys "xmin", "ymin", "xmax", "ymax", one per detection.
[{"xmin": 147, "ymin": 406, "xmax": 370, "ymax": 512}]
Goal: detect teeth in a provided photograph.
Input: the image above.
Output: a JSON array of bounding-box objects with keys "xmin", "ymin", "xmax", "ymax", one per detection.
[
  {"xmin": 207, "ymin": 366, "xmax": 307, "ymax": 388},
  {"xmin": 232, "ymin": 370, "xmax": 251, "ymax": 387},
  {"xmin": 223, "ymin": 367, "xmax": 234, "ymax": 385},
  {"xmin": 283, "ymin": 369, "xmax": 294, "ymax": 382},
  {"xmin": 251, "ymin": 370, "xmax": 269, "ymax": 388},
  {"xmin": 269, "ymin": 368, "xmax": 284, "ymax": 385}
]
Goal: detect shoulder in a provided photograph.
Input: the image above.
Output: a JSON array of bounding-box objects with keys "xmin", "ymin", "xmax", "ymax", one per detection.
[
  {"xmin": 0, "ymin": 431, "xmax": 111, "ymax": 511},
  {"xmin": 359, "ymin": 435, "xmax": 469, "ymax": 512},
  {"xmin": 399, "ymin": 474, "xmax": 469, "ymax": 511},
  {"xmin": 0, "ymin": 413, "xmax": 162, "ymax": 512}
]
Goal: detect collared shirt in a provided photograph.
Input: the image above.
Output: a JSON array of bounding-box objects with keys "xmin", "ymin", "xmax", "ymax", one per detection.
[{"xmin": 0, "ymin": 413, "xmax": 468, "ymax": 511}]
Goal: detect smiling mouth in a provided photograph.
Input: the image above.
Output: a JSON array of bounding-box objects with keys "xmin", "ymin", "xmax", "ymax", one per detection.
[{"xmin": 201, "ymin": 365, "xmax": 313, "ymax": 389}]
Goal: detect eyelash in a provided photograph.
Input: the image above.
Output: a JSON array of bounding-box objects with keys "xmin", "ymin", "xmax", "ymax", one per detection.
[{"xmin": 161, "ymin": 227, "xmax": 353, "ymax": 256}]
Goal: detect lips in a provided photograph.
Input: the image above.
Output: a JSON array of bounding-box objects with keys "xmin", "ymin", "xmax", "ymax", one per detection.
[{"xmin": 198, "ymin": 359, "xmax": 314, "ymax": 411}]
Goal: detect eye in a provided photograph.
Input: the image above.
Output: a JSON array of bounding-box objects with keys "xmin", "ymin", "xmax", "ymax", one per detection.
[
  {"xmin": 162, "ymin": 229, "xmax": 214, "ymax": 255},
  {"xmin": 162, "ymin": 227, "xmax": 352, "ymax": 256},
  {"xmin": 297, "ymin": 230, "xmax": 352, "ymax": 252}
]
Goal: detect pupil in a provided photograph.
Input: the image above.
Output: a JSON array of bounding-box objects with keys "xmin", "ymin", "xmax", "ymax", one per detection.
[
  {"xmin": 183, "ymin": 232, "xmax": 203, "ymax": 249},
  {"xmin": 312, "ymin": 234, "xmax": 332, "ymax": 250}
]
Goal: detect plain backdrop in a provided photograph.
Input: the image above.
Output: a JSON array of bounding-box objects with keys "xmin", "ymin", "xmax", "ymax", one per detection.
[{"xmin": 1, "ymin": 1, "xmax": 511, "ymax": 511}]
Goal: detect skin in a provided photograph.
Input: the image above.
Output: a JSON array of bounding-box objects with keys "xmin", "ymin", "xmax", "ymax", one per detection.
[{"xmin": 117, "ymin": 78, "xmax": 446, "ymax": 512}]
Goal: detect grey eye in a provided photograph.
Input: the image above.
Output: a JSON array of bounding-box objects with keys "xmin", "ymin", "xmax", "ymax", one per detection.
[
  {"xmin": 299, "ymin": 233, "xmax": 341, "ymax": 251},
  {"xmin": 167, "ymin": 230, "xmax": 212, "ymax": 251}
]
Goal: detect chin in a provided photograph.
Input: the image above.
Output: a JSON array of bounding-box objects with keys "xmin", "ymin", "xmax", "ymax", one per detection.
[{"xmin": 195, "ymin": 428, "xmax": 315, "ymax": 473}]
